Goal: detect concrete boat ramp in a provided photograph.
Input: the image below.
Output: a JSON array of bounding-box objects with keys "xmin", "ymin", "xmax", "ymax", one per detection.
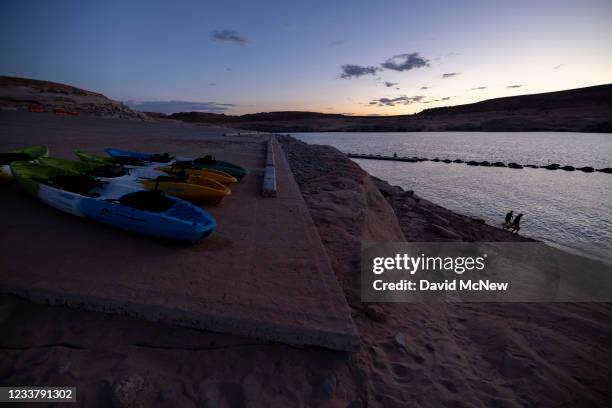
[{"xmin": 0, "ymin": 112, "xmax": 359, "ymax": 351}]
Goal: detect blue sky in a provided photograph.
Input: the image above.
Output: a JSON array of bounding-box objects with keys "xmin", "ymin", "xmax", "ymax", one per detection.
[{"xmin": 1, "ymin": 0, "xmax": 611, "ymax": 115}]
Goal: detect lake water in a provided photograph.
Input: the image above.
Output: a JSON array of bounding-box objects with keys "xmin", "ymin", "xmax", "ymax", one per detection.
[{"xmin": 292, "ymin": 132, "xmax": 612, "ymax": 264}]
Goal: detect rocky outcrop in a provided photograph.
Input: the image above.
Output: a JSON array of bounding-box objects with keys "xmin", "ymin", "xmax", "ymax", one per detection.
[{"xmin": 0, "ymin": 76, "xmax": 148, "ymax": 120}]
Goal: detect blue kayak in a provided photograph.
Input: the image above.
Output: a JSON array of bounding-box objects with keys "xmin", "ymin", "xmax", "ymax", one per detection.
[
  {"xmin": 105, "ymin": 147, "xmax": 249, "ymax": 180},
  {"xmin": 12, "ymin": 161, "xmax": 217, "ymax": 243}
]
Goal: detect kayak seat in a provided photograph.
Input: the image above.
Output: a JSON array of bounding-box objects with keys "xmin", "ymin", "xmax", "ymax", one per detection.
[
  {"xmin": 44, "ymin": 175, "xmax": 103, "ymax": 194},
  {"xmin": 149, "ymin": 153, "xmax": 173, "ymax": 163},
  {"xmin": 89, "ymin": 165, "xmax": 126, "ymax": 178},
  {"xmin": 114, "ymin": 156, "xmax": 145, "ymax": 166},
  {"xmin": 118, "ymin": 191, "xmax": 175, "ymax": 212},
  {"xmin": 193, "ymin": 155, "xmax": 216, "ymax": 165},
  {"xmin": 83, "ymin": 192, "xmax": 101, "ymax": 198},
  {"xmin": 171, "ymin": 160, "xmax": 193, "ymax": 169},
  {"xmin": 0, "ymin": 152, "xmax": 31, "ymax": 165},
  {"xmin": 155, "ymin": 175, "xmax": 186, "ymax": 183}
]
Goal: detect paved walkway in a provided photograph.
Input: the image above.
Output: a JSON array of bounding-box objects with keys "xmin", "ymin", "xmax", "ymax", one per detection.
[{"xmin": 0, "ymin": 112, "xmax": 359, "ymax": 351}]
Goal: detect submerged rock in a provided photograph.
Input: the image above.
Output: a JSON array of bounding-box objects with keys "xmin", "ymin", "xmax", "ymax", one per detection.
[
  {"xmin": 479, "ymin": 161, "xmax": 491, "ymax": 166},
  {"xmin": 596, "ymin": 167, "xmax": 612, "ymax": 173},
  {"xmin": 466, "ymin": 160, "xmax": 479, "ymax": 166},
  {"xmin": 492, "ymin": 161, "xmax": 506, "ymax": 167},
  {"xmin": 453, "ymin": 159, "xmax": 464, "ymax": 163},
  {"xmin": 561, "ymin": 165, "xmax": 575, "ymax": 171},
  {"xmin": 578, "ymin": 166, "xmax": 595, "ymax": 172},
  {"xmin": 442, "ymin": 159, "xmax": 452, "ymax": 163}
]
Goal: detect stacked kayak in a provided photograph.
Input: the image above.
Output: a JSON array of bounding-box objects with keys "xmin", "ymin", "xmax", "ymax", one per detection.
[
  {"xmin": 11, "ymin": 161, "xmax": 216, "ymax": 242},
  {"xmin": 105, "ymin": 147, "xmax": 249, "ymax": 180},
  {"xmin": 76, "ymin": 151, "xmax": 238, "ymax": 186},
  {"xmin": 41, "ymin": 156, "xmax": 231, "ymax": 204},
  {"xmin": 0, "ymin": 145, "xmax": 49, "ymax": 181}
]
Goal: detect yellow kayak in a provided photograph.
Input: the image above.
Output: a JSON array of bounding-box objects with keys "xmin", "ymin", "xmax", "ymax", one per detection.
[
  {"xmin": 156, "ymin": 165, "xmax": 237, "ymax": 186},
  {"xmin": 140, "ymin": 175, "xmax": 231, "ymax": 204},
  {"xmin": 41, "ymin": 155, "xmax": 231, "ymax": 204}
]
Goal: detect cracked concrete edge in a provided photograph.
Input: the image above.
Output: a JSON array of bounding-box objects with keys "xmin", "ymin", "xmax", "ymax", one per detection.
[{"xmin": 0, "ymin": 284, "xmax": 360, "ymax": 352}]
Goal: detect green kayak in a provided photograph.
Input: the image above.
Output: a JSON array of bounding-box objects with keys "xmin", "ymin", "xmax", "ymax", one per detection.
[
  {"xmin": 0, "ymin": 145, "xmax": 49, "ymax": 181},
  {"xmin": 75, "ymin": 150, "xmax": 118, "ymax": 165},
  {"xmin": 40, "ymin": 156, "xmax": 112, "ymax": 175}
]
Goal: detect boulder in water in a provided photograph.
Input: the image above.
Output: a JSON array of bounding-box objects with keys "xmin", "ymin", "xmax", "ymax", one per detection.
[
  {"xmin": 442, "ymin": 159, "xmax": 452, "ymax": 163},
  {"xmin": 492, "ymin": 161, "xmax": 506, "ymax": 167},
  {"xmin": 508, "ymin": 162, "xmax": 524, "ymax": 169},
  {"xmin": 596, "ymin": 167, "xmax": 612, "ymax": 174},
  {"xmin": 578, "ymin": 166, "xmax": 594, "ymax": 172},
  {"xmin": 466, "ymin": 160, "xmax": 479, "ymax": 166},
  {"xmin": 432, "ymin": 158, "xmax": 440, "ymax": 162},
  {"xmin": 479, "ymin": 161, "xmax": 491, "ymax": 166},
  {"xmin": 561, "ymin": 165, "xmax": 575, "ymax": 171},
  {"xmin": 543, "ymin": 163, "xmax": 560, "ymax": 170},
  {"xmin": 453, "ymin": 159, "xmax": 464, "ymax": 163}
]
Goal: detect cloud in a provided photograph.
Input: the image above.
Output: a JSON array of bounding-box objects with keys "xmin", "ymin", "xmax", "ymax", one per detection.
[
  {"xmin": 420, "ymin": 86, "xmax": 430, "ymax": 90},
  {"xmin": 441, "ymin": 96, "xmax": 451, "ymax": 100},
  {"xmin": 125, "ymin": 100, "xmax": 236, "ymax": 114},
  {"xmin": 506, "ymin": 84, "xmax": 523, "ymax": 88},
  {"xmin": 553, "ymin": 64, "xmax": 564, "ymax": 69},
  {"xmin": 381, "ymin": 53, "xmax": 429, "ymax": 72},
  {"xmin": 384, "ymin": 81, "xmax": 398, "ymax": 88},
  {"xmin": 340, "ymin": 64, "xmax": 381, "ymax": 79},
  {"xmin": 441, "ymin": 72, "xmax": 460, "ymax": 79},
  {"xmin": 369, "ymin": 95, "xmax": 425, "ymax": 107},
  {"xmin": 330, "ymin": 40, "xmax": 347, "ymax": 46},
  {"xmin": 211, "ymin": 29, "xmax": 248, "ymax": 45},
  {"xmin": 471, "ymin": 86, "xmax": 486, "ymax": 90}
]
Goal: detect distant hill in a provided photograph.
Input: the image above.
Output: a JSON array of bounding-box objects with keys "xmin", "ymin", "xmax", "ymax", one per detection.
[
  {"xmin": 170, "ymin": 111, "xmax": 344, "ymax": 123},
  {"xmin": 0, "ymin": 76, "xmax": 148, "ymax": 120},
  {"xmin": 159, "ymin": 84, "xmax": 612, "ymax": 133},
  {"xmin": 419, "ymin": 84, "xmax": 612, "ymax": 115}
]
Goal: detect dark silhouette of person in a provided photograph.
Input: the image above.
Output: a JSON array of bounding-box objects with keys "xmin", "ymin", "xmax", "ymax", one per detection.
[
  {"xmin": 511, "ymin": 213, "xmax": 523, "ymax": 233},
  {"xmin": 504, "ymin": 210, "xmax": 514, "ymax": 226}
]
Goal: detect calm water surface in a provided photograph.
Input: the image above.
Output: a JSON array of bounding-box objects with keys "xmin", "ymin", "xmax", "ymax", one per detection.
[{"xmin": 293, "ymin": 132, "xmax": 612, "ymax": 264}]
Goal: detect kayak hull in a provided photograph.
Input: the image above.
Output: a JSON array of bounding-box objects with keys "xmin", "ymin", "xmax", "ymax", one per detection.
[
  {"xmin": 157, "ymin": 166, "xmax": 237, "ymax": 185},
  {"xmin": 140, "ymin": 179, "xmax": 230, "ymax": 204}
]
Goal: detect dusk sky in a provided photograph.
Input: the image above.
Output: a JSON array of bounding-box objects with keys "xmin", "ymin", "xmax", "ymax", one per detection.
[{"xmin": 1, "ymin": 0, "xmax": 611, "ymax": 115}]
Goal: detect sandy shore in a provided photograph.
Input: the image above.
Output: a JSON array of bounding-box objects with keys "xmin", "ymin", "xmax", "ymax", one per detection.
[{"xmin": 1, "ymin": 118, "xmax": 611, "ymax": 407}]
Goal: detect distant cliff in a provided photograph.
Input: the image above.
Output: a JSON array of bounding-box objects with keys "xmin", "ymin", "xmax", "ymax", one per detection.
[
  {"xmin": 162, "ymin": 84, "xmax": 612, "ymax": 133},
  {"xmin": 0, "ymin": 76, "xmax": 148, "ymax": 120}
]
